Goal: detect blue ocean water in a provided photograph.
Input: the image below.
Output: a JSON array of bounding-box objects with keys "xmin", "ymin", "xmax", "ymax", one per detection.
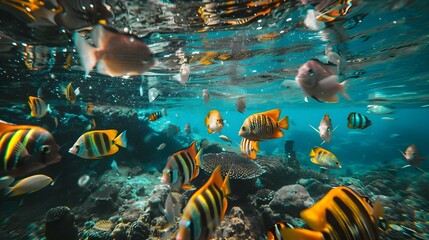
[{"xmin": 0, "ymin": 0, "xmax": 428, "ymax": 239}]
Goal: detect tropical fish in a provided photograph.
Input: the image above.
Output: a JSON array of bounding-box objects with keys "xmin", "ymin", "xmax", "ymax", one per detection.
[
  {"xmin": 315, "ymin": 0, "xmax": 354, "ymax": 23},
  {"xmin": 111, "ymin": 159, "xmax": 119, "ymax": 175},
  {"xmin": 65, "ymin": 82, "xmax": 80, "ymax": 105},
  {"xmin": 184, "ymin": 123, "xmax": 191, "ymax": 135},
  {"xmin": 86, "ymin": 102, "xmax": 94, "ymax": 115},
  {"xmin": 166, "ymin": 124, "xmax": 180, "ymax": 137},
  {"xmin": 176, "ymin": 166, "xmax": 230, "ymax": 240},
  {"xmin": 174, "ymin": 63, "xmax": 191, "ymax": 84},
  {"xmin": 148, "ymin": 87, "xmax": 160, "ymax": 103},
  {"xmin": 381, "ymin": 117, "xmax": 395, "ymax": 121},
  {"xmin": 400, "ymin": 144, "xmax": 426, "ymax": 172},
  {"xmin": 157, "ymin": 143, "xmax": 166, "ymax": 151},
  {"xmin": 310, "ymin": 114, "xmax": 337, "ymax": 144},
  {"xmin": 161, "ymin": 141, "xmax": 202, "ymax": 190},
  {"xmin": 367, "ymin": 105, "xmax": 394, "ymax": 114},
  {"xmin": 236, "ymin": 96, "xmax": 246, "ymax": 113},
  {"xmin": 5, "ymin": 174, "xmax": 53, "ymax": 197},
  {"xmin": 202, "ymin": 89, "xmax": 210, "ymax": 104},
  {"xmin": 0, "ymin": 120, "xmax": 61, "ymax": 176},
  {"xmin": 73, "ymin": 24, "xmax": 154, "ymax": 77},
  {"xmin": 28, "ymin": 96, "xmax": 50, "ymax": 118},
  {"xmin": 240, "ymin": 138, "xmax": 259, "ymax": 160},
  {"xmin": 347, "ymin": 112, "xmax": 372, "ymax": 129},
  {"xmin": 148, "ymin": 111, "xmax": 164, "ymax": 121},
  {"xmin": 238, "ymin": 109, "xmax": 288, "ymax": 141},
  {"xmin": 219, "ymin": 135, "xmax": 232, "ymax": 143},
  {"xmin": 295, "ymin": 59, "xmax": 350, "ymax": 103},
  {"xmin": 0, "ymin": 176, "xmax": 14, "ymax": 190},
  {"xmin": 205, "ymin": 110, "xmax": 224, "ymax": 134},
  {"xmin": 267, "ymin": 222, "xmax": 293, "ymax": 240},
  {"xmin": 85, "ymin": 119, "xmax": 97, "ymax": 131},
  {"xmin": 267, "ymin": 186, "xmax": 387, "ymax": 240},
  {"xmin": 68, "ymin": 130, "xmax": 127, "ymax": 159},
  {"xmin": 309, "ymin": 146, "xmax": 341, "ymax": 169},
  {"xmin": 163, "ymin": 192, "xmax": 181, "ymax": 224}
]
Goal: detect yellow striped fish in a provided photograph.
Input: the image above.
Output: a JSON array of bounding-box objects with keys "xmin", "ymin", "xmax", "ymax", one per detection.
[
  {"xmin": 309, "ymin": 146, "xmax": 341, "ymax": 169},
  {"xmin": 176, "ymin": 165, "xmax": 230, "ymax": 240},
  {"xmin": 240, "ymin": 137, "xmax": 259, "ymax": 160},
  {"xmin": 68, "ymin": 130, "xmax": 127, "ymax": 159},
  {"xmin": 28, "ymin": 96, "xmax": 50, "ymax": 118},
  {"xmin": 315, "ymin": 0, "xmax": 354, "ymax": 23},
  {"xmin": 347, "ymin": 112, "xmax": 372, "ymax": 129},
  {"xmin": 267, "ymin": 186, "xmax": 387, "ymax": 240},
  {"xmin": 238, "ymin": 109, "xmax": 288, "ymax": 141},
  {"xmin": 65, "ymin": 82, "xmax": 80, "ymax": 105},
  {"xmin": 0, "ymin": 120, "xmax": 61, "ymax": 176},
  {"xmin": 148, "ymin": 111, "xmax": 163, "ymax": 121},
  {"xmin": 161, "ymin": 141, "xmax": 202, "ymax": 190}
]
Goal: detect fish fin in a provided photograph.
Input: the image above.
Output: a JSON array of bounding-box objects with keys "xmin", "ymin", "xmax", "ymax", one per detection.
[
  {"xmin": 4, "ymin": 187, "xmax": 14, "ymax": 197},
  {"xmin": 277, "ymin": 228, "xmax": 324, "ymax": 240},
  {"xmin": 207, "ymin": 128, "xmax": 214, "ymax": 134},
  {"xmin": 310, "ymin": 157, "xmax": 318, "ymax": 164},
  {"xmin": 320, "ymin": 140, "xmax": 326, "ymax": 145},
  {"xmin": 304, "ymin": 96, "xmax": 309, "ymax": 102},
  {"xmin": 271, "ymin": 128, "xmax": 284, "ymax": 139},
  {"xmin": 401, "ymin": 164, "xmax": 411, "ymax": 169},
  {"xmin": 181, "ymin": 184, "xmax": 195, "ymax": 190},
  {"xmin": 248, "ymin": 151, "xmax": 257, "ymax": 160},
  {"xmin": 73, "ymin": 32, "xmax": 97, "ymax": 77},
  {"xmin": 113, "ymin": 130, "xmax": 127, "ymax": 148},
  {"xmin": 309, "ymin": 124, "xmax": 320, "ymax": 134},
  {"xmin": 164, "ymin": 193, "xmax": 175, "ymax": 223},
  {"xmin": 195, "ymin": 148, "xmax": 202, "ymax": 167},
  {"xmin": 278, "ymin": 116, "xmax": 289, "ymax": 130},
  {"xmin": 332, "ymin": 124, "xmax": 339, "ymax": 132},
  {"xmin": 262, "ymin": 109, "xmax": 281, "ymax": 121},
  {"xmin": 399, "ymin": 149, "xmax": 407, "ymax": 159},
  {"xmin": 339, "ymin": 79, "xmax": 351, "ymax": 100},
  {"xmin": 309, "ymin": 148, "xmax": 316, "ymax": 157},
  {"xmin": 252, "ymin": 140, "xmax": 260, "ymax": 152},
  {"xmin": 311, "ymin": 96, "xmax": 323, "ymax": 103},
  {"xmin": 415, "ymin": 167, "xmax": 426, "ymax": 173},
  {"xmin": 325, "ymin": 94, "xmax": 339, "ymax": 103},
  {"xmin": 74, "ymin": 87, "xmax": 80, "ymax": 96},
  {"xmin": 91, "ymin": 25, "xmax": 112, "ymax": 49}
]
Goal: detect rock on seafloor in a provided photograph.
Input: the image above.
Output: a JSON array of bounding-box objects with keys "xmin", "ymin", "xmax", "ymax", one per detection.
[{"xmin": 269, "ymin": 184, "xmax": 314, "ymax": 217}]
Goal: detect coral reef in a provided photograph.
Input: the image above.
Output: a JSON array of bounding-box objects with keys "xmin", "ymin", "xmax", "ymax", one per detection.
[
  {"xmin": 269, "ymin": 184, "xmax": 314, "ymax": 217},
  {"xmin": 45, "ymin": 206, "xmax": 78, "ymax": 240}
]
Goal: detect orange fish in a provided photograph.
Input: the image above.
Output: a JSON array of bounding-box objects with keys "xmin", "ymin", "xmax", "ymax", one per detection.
[
  {"xmin": 28, "ymin": 96, "xmax": 50, "ymax": 118},
  {"xmin": 176, "ymin": 166, "xmax": 230, "ymax": 240},
  {"xmin": 238, "ymin": 109, "xmax": 288, "ymax": 141},
  {"xmin": 205, "ymin": 110, "xmax": 224, "ymax": 134}
]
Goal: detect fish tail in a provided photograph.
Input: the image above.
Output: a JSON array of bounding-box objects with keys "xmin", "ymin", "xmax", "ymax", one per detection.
[
  {"xmin": 73, "ymin": 32, "xmax": 97, "ymax": 77},
  {"xmin": 222, "ymin": 170, "xmax": 231, "ymax": 196},
  {"xmin": 278, "ymin": 116, "xmax": 289, "ymax": 130},
  {"xmin": 114, "ymin": 130, "xmax": 127, "ymax": 148},
  {"xmin": 280, "ymin": 228, "xmax": 324, "ymax": 240},
  {"xmin": 3, "ymin": 187, "xmax": 13, "ymax": 197},
  {"xmin": 339, "ymin": 79, "xmax": 351, "ymax": 100},
  {"xmin": 195, "ymin": 148, "xmax": 203, "ymax": 166}
]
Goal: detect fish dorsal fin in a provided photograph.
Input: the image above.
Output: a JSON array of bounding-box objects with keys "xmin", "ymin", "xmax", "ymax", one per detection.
[
  {"xmin": 91, "ymin": 25, "xmax": 112, "ymax": 49},
  {"xmin": 323, "ymin": 114, "xmax": 331, "ymax": 123},
  {"xmin": 262, "ymin": 109, "xmax": 281, "ymax": 121},
  {"xmin": 210, "ymin": 166, "xmax": 224, "ymax": 190}
]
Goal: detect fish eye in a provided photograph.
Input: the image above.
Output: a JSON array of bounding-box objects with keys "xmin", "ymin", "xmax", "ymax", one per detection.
[
  {"xmin": 40, "ymin": 145, "xmax": 51, "ymax": 154},
  {"xmin": 308, "ymin": 69, "xmax": 314, "ymax": 76},
  {"xmin": 241, "ymin": 126, "xmax": 246, "ymax": 131}
]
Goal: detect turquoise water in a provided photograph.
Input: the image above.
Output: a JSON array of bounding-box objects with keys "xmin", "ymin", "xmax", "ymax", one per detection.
[{"xmin": 0, "ymin": 0, "xmax": 428, "ymax": 239}]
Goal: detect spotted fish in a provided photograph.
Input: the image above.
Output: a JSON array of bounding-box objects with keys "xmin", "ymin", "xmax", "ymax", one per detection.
[{"xmin": 238, "ymin": 109, "xmax": 288, "ymax": 141}]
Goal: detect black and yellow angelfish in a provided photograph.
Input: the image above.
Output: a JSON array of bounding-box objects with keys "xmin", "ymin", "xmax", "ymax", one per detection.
[
  {"xmin": 176, "ymin": 165, "xmax": 230, "ymax": 240},
  {"xmin": 161, "ymin": 140, "xmax": 202, "ymax": 190},
  {"xmin": 28, "ymin": 96, "xmax": 50, "ymax": 119},
  {"xmin": 267, "ymin": 186, "xmax": 387, "ymax": 240},
  {"xmin": 68, "ymin": 130, "xmax": 127, "ymax": 159},
  {"xmin": 0, "ymin": 120, "xmax": 61, "ymax": 177},
  {"xmin": 347, "ymin": 112, "xmax": 371, "ymax": 129}
]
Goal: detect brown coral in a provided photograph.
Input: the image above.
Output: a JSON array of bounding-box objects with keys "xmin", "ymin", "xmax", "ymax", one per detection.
[
  {"xmin": 202, "ymin": 152, "xmax": 265, "ymax": 180},
  {"xmin": 93, "ymin": 219, "xmax": 114, "ymax": 232}
]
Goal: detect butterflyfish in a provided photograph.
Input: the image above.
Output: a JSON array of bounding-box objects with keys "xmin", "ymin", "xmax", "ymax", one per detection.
[
  {"xmin": 68, "ymin": 129, "xmax": 127, "ymax": 159},
  {"xmin": 205, "ymin": 110, "xmax": 224, "ymax": 134},
  {"xmin": 238, "ymin": 109, "xmax": 288, "ymax": 141},
  {"xmin": 309, "ymin": 146, "xmax": 341, "ymax": 169},
  {"xmin": 176, "ymin": 165, "xmax": 231, "ymax": 240},
  {"xmin": 28, "ymin": 96, "xmax": 50, "ymax": 118}
]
